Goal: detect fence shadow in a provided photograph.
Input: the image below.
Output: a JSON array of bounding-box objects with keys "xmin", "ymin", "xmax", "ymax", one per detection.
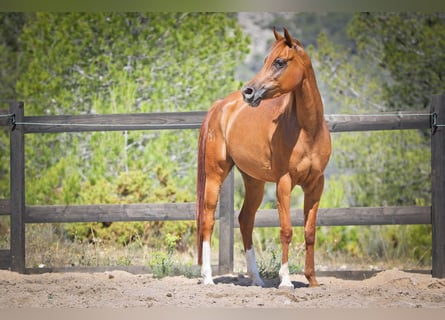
[
  {"xmin": 212, "ymin": 270, "xmax": 388, "ymax": 288},
  {"xmin": 213, "ymin": 275, "xmax": 308, "ymax": 289}
]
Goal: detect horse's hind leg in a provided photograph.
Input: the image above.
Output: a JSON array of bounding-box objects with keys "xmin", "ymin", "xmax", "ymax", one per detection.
[
  {"xmin": 238, "ymin": 173, "xmax": 265, "ymax": 287},
  {"xmin": 200, "ymin": 165, "xmax": 233, "ymax": 285},
  {"xmin": 303, "ymin": 176, "xmax": 325, "ymax": 287},
  {"xmin": 200, "ymin": 177, "xmax": 220, "ymax": 284}
]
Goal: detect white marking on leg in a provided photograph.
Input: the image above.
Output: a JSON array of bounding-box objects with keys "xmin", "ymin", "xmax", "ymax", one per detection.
[
  {"xmin": 201, "ymin": 241, "xmax": 214, "ymax": 285},
  {"xmin": 279, "ymin": 262, "xmax": 293, "ymax": 288},
  {"xmin": 245, "ymin": 248, "xmax": 264, "ymax": 287}
]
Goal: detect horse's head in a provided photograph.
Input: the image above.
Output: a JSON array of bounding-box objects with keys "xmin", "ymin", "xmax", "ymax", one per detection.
[{"xmin": 242, "ymin": 27, "xmax": 311, "ymax": 107}]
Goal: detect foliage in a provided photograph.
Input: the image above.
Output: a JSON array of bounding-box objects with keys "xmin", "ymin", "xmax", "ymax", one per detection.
[
  {"xmin": 257, "ymin": 246, "xmax": 281, "ymax": 279},
  {"xmin": 17, "ymin": 13, "xmax": 249, "ymax": 114},
  {"xmin": 0, "ymin": 13, "xmax": 27, "ymax": 197},
  {"xmin": 306, "ymin": 13, "xmax": 436, "ymax": 266},
  {"xmin": 335, "ymin": 130, "xmax": 430, "ymax": 207},
  {"xmin": 0, "ymin": 13, "xmax": 249, "ymax": 252},
  {"xmin": 0, "ymin": 13, "xmax": 27, "ymax": 100},
  {"xmin": 360, "ymin": 225, "xmax": 432, "ymax": 265},
  {"xmin": 262, "ymin": 12, "xmax": 354, "ymax": 50},
  {"xmin": 12, "ymin": 13, "xmax": 248, "ymax": 205},
  {"xmin": 148, "ymin": 233, "xmax": 180, "ymax": 278},
  {"xmin": 59, "ymin": 168, "xmax": 196, "ymax": 247},
  {"xmin": 317, "ymin": 226, "xmax": 362, "ymax": 260},
  {"xmin": 311, "ymin": 14, "xmax": 433, "ymax": 208},
  {"xmin": 348, "ymin": 13, "xmax": 445, "ymax": 109}
]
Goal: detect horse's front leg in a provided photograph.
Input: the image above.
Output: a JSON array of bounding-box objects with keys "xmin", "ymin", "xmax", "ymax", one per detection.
[
  {"xmin": 276, "ymin": 175, "xmax": 294, "ymax": 288},
  {"xmin": 239, "ymin": 174, "xmax": 265, "ymax": 287},
  {"xmin": 303, "ymin": 175, "xmax": 325, "ymax": 287}
]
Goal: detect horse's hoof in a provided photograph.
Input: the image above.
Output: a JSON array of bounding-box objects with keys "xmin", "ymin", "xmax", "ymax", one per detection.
[
  {"xmin": 278, "ymin": 281, "xmax": 294, "ymax": 289},
  {"xmin": 308, "ymin": 280, "xmax": 320, "ymax": 287},
  {"xmin": 201, "ymin": 277, "xmax": 215, "ymax": 285}
]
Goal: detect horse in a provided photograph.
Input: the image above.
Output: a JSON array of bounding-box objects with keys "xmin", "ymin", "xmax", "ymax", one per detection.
[{"xmin": 196, "ymin": 27, "xmax": 331, "ymax": 288}]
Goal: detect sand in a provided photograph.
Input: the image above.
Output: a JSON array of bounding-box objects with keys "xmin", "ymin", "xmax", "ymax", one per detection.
[{"xmin": 1, "ymin": 269, "xmax": 444, "ymax": 308}]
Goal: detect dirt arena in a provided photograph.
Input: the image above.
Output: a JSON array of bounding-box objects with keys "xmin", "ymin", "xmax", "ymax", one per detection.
[{"xmin": 0, "ymin": 268, "xmax": 444, "ymax": 308}]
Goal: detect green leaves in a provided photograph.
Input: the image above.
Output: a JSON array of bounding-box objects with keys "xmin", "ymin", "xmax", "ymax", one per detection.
[
  {"xmin": 332, "ymin": 130, "xmax": 430, "ymax": 207},
  {"xmin": 0, "ymin": 13, "xmax": 249, "ymax": 253},
  {"xmin": 312, "ymin": 13, "xmax": 433, "ymax": 208},
  {"xmin": 1, "ymin": 13, "xmax": 249, "ymax": 206},
  {"xmin": 348, "ymin": 13, "xmax": 445, "ymax": 109}
]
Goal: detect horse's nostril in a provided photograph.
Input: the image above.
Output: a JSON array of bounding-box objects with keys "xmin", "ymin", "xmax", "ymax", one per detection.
[
  {"xmin": 242, "ymin": 86, "xmax": 255, "ymax": 99},
  {"xmin": 243, "ymin": 87, "xmax": 253, "ymax": 95}
]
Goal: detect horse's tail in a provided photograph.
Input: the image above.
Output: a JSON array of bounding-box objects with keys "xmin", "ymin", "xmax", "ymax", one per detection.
[{"xmin": 196, "ymin": 110, "xmax": 210, "ymax": 266}]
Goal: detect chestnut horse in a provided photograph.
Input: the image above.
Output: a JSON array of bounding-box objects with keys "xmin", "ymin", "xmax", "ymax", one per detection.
[{"xmin": 196, "ymin": 28, "xmax": 331, "ymax": 288}]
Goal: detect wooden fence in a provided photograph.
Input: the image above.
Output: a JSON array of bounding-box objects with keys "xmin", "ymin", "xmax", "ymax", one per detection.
[{"xmin": 0, "ymin": 94, "xmax": 444, "ymax": 278}]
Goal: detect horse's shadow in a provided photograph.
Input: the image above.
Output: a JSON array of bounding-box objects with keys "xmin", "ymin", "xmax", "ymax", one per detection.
[{"xmin": 213, "ymin": 275, "xmax": 308, "ymax": 289}]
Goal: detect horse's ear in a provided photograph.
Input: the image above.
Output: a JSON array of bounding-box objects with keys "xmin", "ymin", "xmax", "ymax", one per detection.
[
  {"xmin": 283, "ymin": 27, "xmax": 293, "ymax": 48},
  {"xmin": 283, "ymin": 27, "xmax": 304, "ymax": 48},
  {"xmin": 294, "ymin": 38, "xmax": 303, "ymax": 48},
  {"xmin": 273, "ymin": 26, "xmax": 283, "ymax": 41}
]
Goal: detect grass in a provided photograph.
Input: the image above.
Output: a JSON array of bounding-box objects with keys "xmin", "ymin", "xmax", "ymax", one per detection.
[
  {"xmin": 19, "ymin": 223, "xmax": 198, "ymax": 277},
  {"xmin": 0, "ymin": 219, "xmax": 432, "ymax": 279},
  {"xmin": 238, "ymin": 225, "xmax": 432, "ymax": 278}
]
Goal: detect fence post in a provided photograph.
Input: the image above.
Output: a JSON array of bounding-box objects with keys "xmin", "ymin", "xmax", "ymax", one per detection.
[
  {"xmin": 431, "ymin": 93, "xmax": 445, "ymax": 278},
  {"xmin": 218, "ymin": 169, "xmax": 234, "ymax": 274},
  {"xmin": 9, "ymin": 101, "xmax": 26, "ymax": 273}
]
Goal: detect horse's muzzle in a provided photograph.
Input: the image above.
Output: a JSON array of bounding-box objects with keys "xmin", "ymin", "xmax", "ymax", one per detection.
[{"xmin": 242, "ymin": 86, "xmax": 263, "ymax": 107}]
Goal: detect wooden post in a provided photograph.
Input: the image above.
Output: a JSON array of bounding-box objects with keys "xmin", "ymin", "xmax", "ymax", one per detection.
[
  {"xmin": 431, "ymin": 93, "xmax": 445, "ymax": 278},
  {"xmin": 9, "ymin": 101, "xmax": 26, "ymax": 273},
  {"xmin": 218, "ymin": 169, "xmax": 234, "ymax": 274}
]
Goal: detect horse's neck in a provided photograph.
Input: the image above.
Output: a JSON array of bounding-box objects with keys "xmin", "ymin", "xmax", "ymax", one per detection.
[{"xmin": 293, "ymin": 71, "xmax": 324, "ymax": 136}]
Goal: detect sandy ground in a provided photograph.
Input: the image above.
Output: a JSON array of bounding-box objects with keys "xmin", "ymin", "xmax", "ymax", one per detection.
[{"xmin": 1, "ymin": 269, "xmax": 444, "ymax": 309}]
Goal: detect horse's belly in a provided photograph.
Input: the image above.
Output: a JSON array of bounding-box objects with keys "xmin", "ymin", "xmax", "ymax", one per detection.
[{"xmin": 231, "ymin": 152, "xmax": 276, "ymax": 182}]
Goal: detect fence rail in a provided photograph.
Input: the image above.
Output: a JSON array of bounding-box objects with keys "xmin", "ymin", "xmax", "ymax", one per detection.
[
  {"xmin": 0, "ymin": 96, "xmax": 444, "ymax": 277},
  {"xmin": 10, "ymin": 111, "xmax": 434, "ymax": 133},
  {"xmin": 20, "ymin": 112, "xmax": 205, "ymax": 133},
  {"xmin": 0, "ymin": 201, "xmax": 431, "ymax": 226}
]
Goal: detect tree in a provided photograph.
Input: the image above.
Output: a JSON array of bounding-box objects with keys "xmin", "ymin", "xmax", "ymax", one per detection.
[
  {"xmin": 0, "ymin": 13, "xmax": 250, "ymax": 251},
  {"xmin": 10, "ymin": 12, "xmax": 249, "ymax": 206},
  {"xmin": 348, "ymin": 13, "xmax": 445, "ymax": 109},
  {"xmin": 310, "ymin": 13, "xmax": 437, "ymax": 265},
  {"xmin": 0, "ymin": 13, "xmax": 27, "ymax": 100},
  {"xmin": 312, "ymin": 14, "xmax": 435, "ymax": 207},
  {"xmin": 0, "ymin": 13, "xmax": 27, "ymax": 198}
]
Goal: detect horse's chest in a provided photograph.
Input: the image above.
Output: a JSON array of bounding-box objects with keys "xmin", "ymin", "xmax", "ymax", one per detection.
[
  {"xmin": 282, "ymin": 138, "xmax": 323, "ymax": 185},
  {"xmin": 288, "ymin": 152, "xmax": 315, "ymax": 184}
]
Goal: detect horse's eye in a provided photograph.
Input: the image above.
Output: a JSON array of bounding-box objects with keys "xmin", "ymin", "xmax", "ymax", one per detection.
[{"xmin": 273, "ymin": 58, "xmax": 287, "ymax": 69}]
